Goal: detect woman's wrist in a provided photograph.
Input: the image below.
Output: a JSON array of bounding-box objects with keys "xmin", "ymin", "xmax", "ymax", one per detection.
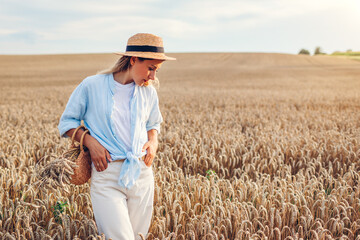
[
  {"xmin": 147, "ymin": 129, "xmax": 158, "ymax": 142},
  {"xmin": 83, "ymin": 133, "xmax": 96, "ymax": 149},
  {"xmin": 149, "ymin": 138, "xmax": 158, "ymax": 145}
]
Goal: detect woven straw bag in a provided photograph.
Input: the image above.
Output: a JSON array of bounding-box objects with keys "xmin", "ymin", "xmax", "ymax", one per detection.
[{"xmin": 64, "ymin": 125, "xmax": 92, "ymax": 185}]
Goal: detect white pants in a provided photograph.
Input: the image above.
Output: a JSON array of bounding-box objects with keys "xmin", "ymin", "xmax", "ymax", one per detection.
[{"xmin": 90, "ymin": 161, "xmax": 154, "ymax": 240}]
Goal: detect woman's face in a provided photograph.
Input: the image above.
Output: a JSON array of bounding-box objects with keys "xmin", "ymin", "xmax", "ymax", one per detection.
[{"xmin": 130, "ymin": 57, "xmax": 164, "ymax": 87}]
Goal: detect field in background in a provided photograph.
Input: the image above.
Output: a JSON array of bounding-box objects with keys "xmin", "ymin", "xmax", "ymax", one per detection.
[
  {"xmin": 331, "ymin": 51, "xmax": 360, "ymax": 61},
  {"xmin": 1, "ymin": 53, "xmax": 360, "ymax": 239}
]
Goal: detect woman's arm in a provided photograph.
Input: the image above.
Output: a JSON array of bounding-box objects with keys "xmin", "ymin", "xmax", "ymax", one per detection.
[
  {"xmin": 142, "ymin": 89, "xmax": 162, "ymax": 167},
  {"xmin": 142, "ymin": 129, "xmax": 158, "ymax": 167},
  {"xmin": 58, "ymin": 82, "xmax": 88, "ymax": 138},
  {"xmin": 65, "ymin": 128, "xmax": 112, "ymax": 172},
  {"xmin": 59, "ymin": 80, "xmax": 111, "ymax": 172}
]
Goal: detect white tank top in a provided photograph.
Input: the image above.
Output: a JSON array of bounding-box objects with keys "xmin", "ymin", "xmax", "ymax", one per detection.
[{"xmin": 111, "ymin": 81, "xmax": 135, "ymax": 152}]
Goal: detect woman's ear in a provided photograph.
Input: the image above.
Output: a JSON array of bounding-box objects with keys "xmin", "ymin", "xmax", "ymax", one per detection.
[{"xmin": 130, "ymin": 57, "xmax": 137, "ymax": 66}]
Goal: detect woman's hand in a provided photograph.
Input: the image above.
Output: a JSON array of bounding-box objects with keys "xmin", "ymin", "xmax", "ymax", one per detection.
[
  {"xmin": 142, "ymin": 129, "xmax": 159, "ymax": 167},
  {"xmin": 142, "ymin": 139, "xmax": 158, "ymax": 167},
  {"xmin": 84, "ymin": 134, "xmax": 112, "ymax": 172},
  {"xmin": 66, "ymin": 128, "xmax": 112, "ymax": 172}
]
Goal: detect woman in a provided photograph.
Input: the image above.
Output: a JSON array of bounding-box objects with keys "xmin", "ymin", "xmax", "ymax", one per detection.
[{"xmin": 58, "ymin": 33, "xmax": 176, "ymax": 239}]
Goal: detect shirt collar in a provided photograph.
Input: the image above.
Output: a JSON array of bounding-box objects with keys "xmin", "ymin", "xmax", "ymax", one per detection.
[{"xmin": 109, "ymin": 73, "xmax": 138, "ymax": 97}]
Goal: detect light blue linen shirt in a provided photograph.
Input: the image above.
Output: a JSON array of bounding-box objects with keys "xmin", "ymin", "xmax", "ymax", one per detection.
[{"xmin": 58, "ymin": 73, "xmax": 163, "ymax": 189}]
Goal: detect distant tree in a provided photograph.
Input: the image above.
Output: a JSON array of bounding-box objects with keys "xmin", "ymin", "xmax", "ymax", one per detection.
[
  {"xmin": 298, "ymin": 49, "xmax": 310, "ymax": 55},
  {"xmin": 314, "ymin": 46, "xmax": 325, "ymax": 55},
  {"xmin": 346, "ymin": 49, "xmax": 352, "ymax": 53}
]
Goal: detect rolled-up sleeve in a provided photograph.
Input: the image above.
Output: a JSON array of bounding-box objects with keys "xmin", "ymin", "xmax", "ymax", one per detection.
[
  {"xmin": 146, "ymin": 91, "xmax": 163, "ymax": 134},
  {"xmin": 58, "ymin": 81, "xmax": 87, "ymax": 137}
]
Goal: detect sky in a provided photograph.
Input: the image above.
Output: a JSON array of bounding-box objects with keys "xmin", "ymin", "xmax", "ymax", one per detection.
[{"xmin": 0, "ymin": 0, "xmax": 359, "ymax": 55}]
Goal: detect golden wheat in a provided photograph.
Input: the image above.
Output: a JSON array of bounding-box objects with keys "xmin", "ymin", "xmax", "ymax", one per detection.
[{"xmin": 0, "ymin": 53, "xmax": 360, "ymax": 239}]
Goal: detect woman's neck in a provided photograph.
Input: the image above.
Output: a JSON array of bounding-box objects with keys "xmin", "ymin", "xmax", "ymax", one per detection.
[{"xmin": 113, "ymin": 71, "xmax": 134, "ymax": 85}]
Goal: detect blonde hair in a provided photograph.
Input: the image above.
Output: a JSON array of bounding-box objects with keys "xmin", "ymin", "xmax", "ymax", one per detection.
[{"xmin": 98, "ymin": 56, "xmax": 160, "ymax": 88}]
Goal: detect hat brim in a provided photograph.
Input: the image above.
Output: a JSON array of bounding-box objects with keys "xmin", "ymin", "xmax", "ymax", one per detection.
[{"xmin": 115, "ymin": 51, "xmax": 176, "ymax": 61}]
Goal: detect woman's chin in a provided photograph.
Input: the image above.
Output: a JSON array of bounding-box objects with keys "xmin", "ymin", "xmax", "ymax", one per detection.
[{"xmin": 143, "ymin": 80, "xmax": 150, "ymax": 87}]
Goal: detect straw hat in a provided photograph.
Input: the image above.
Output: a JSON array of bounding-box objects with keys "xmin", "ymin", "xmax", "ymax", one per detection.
[{"xmin": 116, "ymin": 33, "xmax": 176, "ymax": 61}]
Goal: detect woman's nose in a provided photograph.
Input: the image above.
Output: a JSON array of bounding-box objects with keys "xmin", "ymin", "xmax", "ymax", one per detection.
[{"xmin": 149, "ymin": 71, "xmax": 156, "ymax": 80}]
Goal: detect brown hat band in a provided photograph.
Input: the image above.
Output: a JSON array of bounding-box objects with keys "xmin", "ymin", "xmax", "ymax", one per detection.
[{"xmin": 126, "ymin": 45, "xmax": 164, "ymax": 53}]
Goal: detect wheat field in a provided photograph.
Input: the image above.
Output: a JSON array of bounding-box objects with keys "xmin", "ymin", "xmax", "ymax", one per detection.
[{"xmin": 0, "ymin": 52, "xmax": 360, "ymax": 239}]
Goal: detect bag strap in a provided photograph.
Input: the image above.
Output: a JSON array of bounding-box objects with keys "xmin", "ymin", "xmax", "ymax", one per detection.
[
  {"xmin": 80, "ymin": 129, "xmax": 89, "ymax": 152},
  {"xmin": 71, "ymin": 125, "xmax": 86, "ymax": 146}
]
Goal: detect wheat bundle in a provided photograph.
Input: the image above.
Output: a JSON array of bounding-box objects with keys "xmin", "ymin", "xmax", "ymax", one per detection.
[
  {"xmin": 36, "ymin": 127, "xmax": 91, "ymax": 189},
  {"xmin": 36, "ymin": 156, "xmax": 77, "ymax": 190}
]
